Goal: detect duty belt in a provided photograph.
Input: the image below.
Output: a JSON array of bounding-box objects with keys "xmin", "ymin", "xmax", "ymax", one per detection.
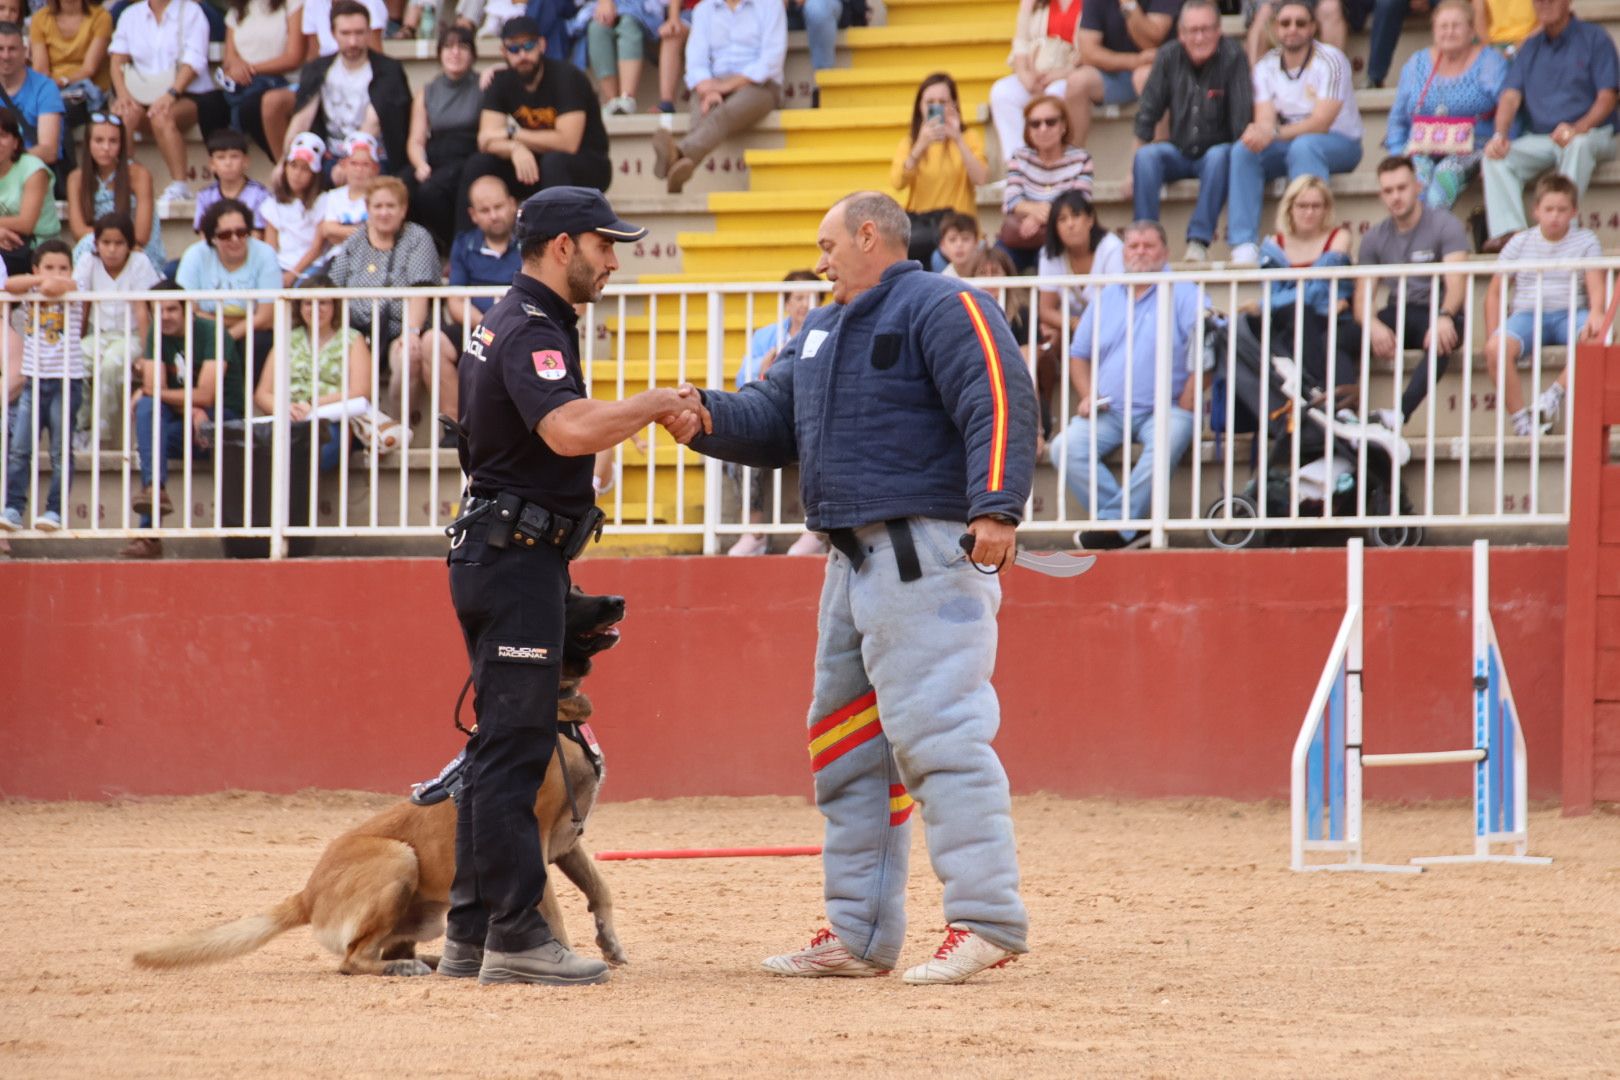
[{"xmin": 447, "ymin": 492, "xmax": 605, "ymax": 560}]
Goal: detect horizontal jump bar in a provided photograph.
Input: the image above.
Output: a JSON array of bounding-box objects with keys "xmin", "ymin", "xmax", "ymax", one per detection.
[{"xmin": 1361, "ymin": 749, "xmax": 1486, "ymax": 767}]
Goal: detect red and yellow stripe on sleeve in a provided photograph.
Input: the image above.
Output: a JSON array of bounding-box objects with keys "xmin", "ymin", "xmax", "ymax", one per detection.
[
  {"xmin": 808, "ymin": 690, "xmax": 881, "ymax": 772},
  {"xmin": 958, "ymin": 292, "xmax": 1008, "ymax": 492}
]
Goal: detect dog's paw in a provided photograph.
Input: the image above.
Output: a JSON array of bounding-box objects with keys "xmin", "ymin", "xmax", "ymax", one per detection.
[
  {"xmin": 383, "ymin": 958, "xmax": 435, "ymax": 977},
  {"xmin": 597, "ymin": 933, "xmax": 628, "ymax": 967}
]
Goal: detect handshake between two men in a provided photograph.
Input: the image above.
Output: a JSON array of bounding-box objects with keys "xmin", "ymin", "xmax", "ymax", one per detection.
[{"xmin": 652, "ymin": 384, "xmax": 712, "ymax": 444}]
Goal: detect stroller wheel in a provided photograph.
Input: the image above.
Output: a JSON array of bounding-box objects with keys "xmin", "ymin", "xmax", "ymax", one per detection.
[
  {"xmin": 1205, "ymin": 494, "xmax": 1260, "ymax": 550},
  {"xmin": 1367, "ymin": 524, "xmax": 1424, "ymax": 548}
]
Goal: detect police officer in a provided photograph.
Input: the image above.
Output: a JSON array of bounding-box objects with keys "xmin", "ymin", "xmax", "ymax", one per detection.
[{"xmin": 436, "ymin": 186, "xmax": 708, "ymax": 986}]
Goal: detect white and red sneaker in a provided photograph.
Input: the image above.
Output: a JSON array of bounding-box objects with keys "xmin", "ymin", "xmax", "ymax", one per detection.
[
  {"xmin": 761, "ymin": 928, "xmax": 890, "ymax": 978},
  {"xmin": 902, "ymin": 926, "xmax": 1017, "ymax": 985}
]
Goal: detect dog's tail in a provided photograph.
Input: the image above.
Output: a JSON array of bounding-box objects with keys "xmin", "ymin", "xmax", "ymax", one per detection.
[{"xmin": 132, "ymin": 894, "xmax": 308, "ymax": 970}]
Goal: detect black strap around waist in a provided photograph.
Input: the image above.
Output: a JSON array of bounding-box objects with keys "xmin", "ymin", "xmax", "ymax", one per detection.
[{"xmin": 826, "ymin": 519, "xmax": 921, "ymax": 582}]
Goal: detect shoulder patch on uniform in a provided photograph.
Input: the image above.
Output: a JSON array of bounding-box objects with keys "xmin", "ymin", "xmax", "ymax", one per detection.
[
  {"xmin": 522, "ymin": 303, "xmax": 550, "ymax": 320},
  {"xmin": 533, "ymin": 350, "xmax": 568, "ymax": 379},
  {"xmin": 474, "ymin": 325, "xmax": 496, "ymax": 346}
]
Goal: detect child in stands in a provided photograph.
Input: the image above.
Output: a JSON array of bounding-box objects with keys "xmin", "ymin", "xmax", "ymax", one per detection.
[
  {"xmin": 935, "ymin": 212, "xmax": 980, "ymax": 277},
  {"xmin": 262, "ymin": 134, "xmax": 332, "ymax": 285},
  {"xmin": 74, "ymin": 213, "xmax": 159, "ymax": 446},
  {"xmin": 192, "ymin": 129, "xmax": 272, "ymax": 236}
]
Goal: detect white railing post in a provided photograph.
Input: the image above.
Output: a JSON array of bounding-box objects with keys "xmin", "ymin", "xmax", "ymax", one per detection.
[
  {"xmin": 269, "ymin": 295, "xmax": 293, "ymax": 561},
  {"xmin": 703, "ymin": 288, "xmax": 725, "ymax": 555},
  {"xmin": 1149, "ymin": 273, "xmax": 1173, "ymax": 549}
]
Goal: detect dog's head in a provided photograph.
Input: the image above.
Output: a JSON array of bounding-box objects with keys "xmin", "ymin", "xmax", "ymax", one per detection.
[{"xmin": 562, "ymin": 586, "xmax": 625, "ymax": 682}]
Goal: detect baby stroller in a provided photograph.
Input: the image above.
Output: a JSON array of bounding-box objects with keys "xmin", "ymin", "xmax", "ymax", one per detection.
[{"xmin": 1203, "ymin": 313, "xmax": 1424, "ymax": 550}]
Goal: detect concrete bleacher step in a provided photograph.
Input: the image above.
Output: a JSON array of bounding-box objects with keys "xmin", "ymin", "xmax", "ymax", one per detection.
[
  {"xmin": 816, "ymin": 61, "xmax": 1007, "ymax": 111},
  {"xmin": 881, "ymin": 0, "xmax": 999, "ymax": 28},
  {"xmin": 840, "ymin": 22, "xmax": 1016, "ymax": 70}
]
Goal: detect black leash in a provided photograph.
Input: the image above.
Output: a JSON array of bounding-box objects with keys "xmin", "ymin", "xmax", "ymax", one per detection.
[
  {"xmin": 452, "ymin": 671, "xmax": 584, "ymax": 835},
  {"xmin": 452, "ymin": 673, "xmax": 476, "ymax": 735}
]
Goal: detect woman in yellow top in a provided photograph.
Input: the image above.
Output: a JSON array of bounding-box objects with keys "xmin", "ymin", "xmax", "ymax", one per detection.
[
  {"xmin": 1473, "ymin": 0, "xmax": 1537, "ymax": 50},
  {"xmin": 890, "ymin": 72, "xmax": 988, "ymax": 266},
  {"xmin": 29, "ymin": 0, "xmax": 113, "ymax": 112}
]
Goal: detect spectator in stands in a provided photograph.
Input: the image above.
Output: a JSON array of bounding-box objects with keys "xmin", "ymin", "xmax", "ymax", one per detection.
[
  {"xmin": 251, "ymin": 273, "xmax": 372, "ymax": 474},
  {"xmin": 1479, "ymin": 0, "xmax": 1618, "ymax": 252},
  {"xmin": 175, "ymin": 197, "xmax": 281, "ymax": 357},
  {"xmin": 1049, "ymin": 219, "xmax": 1204, "ymax": 551},
  {"xmin": 470, "ymin": 15, "xmax": 612, "ymax": 201},
  {"xmin": 75, "ymin": 212, "xmax": 157, "ymax": 445},
  {"xmin": 30, "ymin": 0, "xmax": 114, "ymax": 114},
  {"xmin": 433, "ymin": 173, "xmax": 520, "ymax": 419},
  {"xmin": 654, "ymin": 0, "xmax": 694, "ymax": 115},
  {"xmin": 1243, "ymin": 0, "xmax": 1359, "ymax": 68},
  {"xmin": 967, "ymin": 244, "xmax": 1036, "ymax": 348},
  {"xmin": 0, "ymin": 107, "xmax": 63, "ymax": 274},
  {"xmin": 1252, "ymin": 174, "xmax": 1356, "ymax": 406},
  {"xmin": 121, "ymin": 280, "xmax": 246, "ymax": 558},
  {"xmin": 1, "ymin": 238, "xmax": 82, "ymax": 533},
  {"xmin": 891, "ymin": 73, "xmax": 988, "ymax": 266},
  {"xmin": 1385, "ymin": 0, "xmax": 1507, "ymax": 214},
  {"xmin": 109, "ymin": 0, "xmax": 229, "ymax": 204},
  {"xmin": 1352, "ymin": 156, "xmax": 1470, "ymax": 428},
  {"xmin": 0, "ymin": 21, "xmax": 64, "ymax": 168},
  {"xmin": 221, "ymin": 0, "xmax": 306, "ymax": 160},
  {"xmin": 1484, "ymin": 174, "xmax": 1606, "ymax": 435},
  {"xmin": 262, "ymin": 134, "xmax": 328, "ymax": 283},
  {"xmin": 324, "ymin": 176, "xmax": 442, "ymax": 429},
  {"xmin": 1475, "ymin": 0, "xmax": 1537, "ymax": 52},
  {"xmin": 936, "ymin": 211, "xmax": 980, "ymax": 277},
  {"xmin": 1227, "ymin": 0, "xmax": 1363, "ymax": 266},
  {"xmin": 309, "ymin": 130, "xmax": 375, "ymax": 265},
  {"xmin": 1064, "ymin": 0, "xmax": 1179, "ymax": 149},
  {"xmin": 989, "ymin": 0, "xmax": 1083, "ymax": 161},
  {"xmin": 727, "ymin": 268, "xmax": 821, "ymax": 557},
  {"xmin": 589, "ymin": 0, "xmax": 662, "ymax": 115},
  {"xmin": 1001, "ymin": 95, "xmax": 1092, "ymax": 267},
  {"xmin": 302, "ymin": 0, "xmax": 383, "ymax": 55},
  {"xmin": 66, "ymin": 112, "xmax": 162, "ymax": 267},
  {"xmin": 285, "ymin": 1, "xmax": 411, "ymax": 180},
  {"xmin": 652, "ymin": 0, "xmax": 785, "ymax": 194},
  {"xmin": 1036, "ymin": 189, "xmax": 1120, "ymax": 339},
  {"xmin": 406, "ymin": 23, "xmax": 481, "ymax": 252},
  {"xmin": 192, "ymin": 128, "xmax": 271, "ymax": 235},
  {"xmin": 1128, "ymin": 0, "xmax": 1250, "ymax": 264}
]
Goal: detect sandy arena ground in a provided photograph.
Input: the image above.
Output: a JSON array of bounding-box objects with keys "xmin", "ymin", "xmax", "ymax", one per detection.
[{"xmin": 1, "ymin": 792, "xmax": 1617, "ymax": 1079}]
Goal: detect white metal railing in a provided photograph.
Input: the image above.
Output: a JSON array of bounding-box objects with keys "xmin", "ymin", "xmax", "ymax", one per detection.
[{"xmin": 0, "ymin": 262, "xmax": 1606, "ymax": 557}]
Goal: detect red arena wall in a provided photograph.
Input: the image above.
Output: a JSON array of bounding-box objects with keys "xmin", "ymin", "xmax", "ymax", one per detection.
[{"xmin": 0, "ymin": 548, "xmax": 1574, "ymax": 804}]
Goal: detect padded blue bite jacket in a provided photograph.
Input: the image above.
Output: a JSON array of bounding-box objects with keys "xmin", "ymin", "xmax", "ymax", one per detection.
[{"xmin": 691, "ymin": 261, "xmax": 1038, "ymax": 531}]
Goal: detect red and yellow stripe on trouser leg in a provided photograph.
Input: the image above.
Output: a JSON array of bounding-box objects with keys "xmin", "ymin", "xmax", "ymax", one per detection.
[{"xmin": 808, "ymin": 688, "xmax": 913, "ymax": 970}]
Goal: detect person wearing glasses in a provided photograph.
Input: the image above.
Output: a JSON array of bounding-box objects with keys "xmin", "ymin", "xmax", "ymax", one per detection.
[
  {"xmin": 466, "ymin": 16, "xmax": 612, "ymax": 203},
  {"xmin": 1128, "ymin": 0, "xmax": 1250, "ymax": 264},
  {"xmin": 174, "ymin": 197, "xmax": 281, "ymax": 363},
  {"xmin": 283, "ymin": 0, "xmax": 411, "ymax": 182},
  {"xmin": 1226, "ymin": 0, "xmax": 1363, "ymax": 266}
]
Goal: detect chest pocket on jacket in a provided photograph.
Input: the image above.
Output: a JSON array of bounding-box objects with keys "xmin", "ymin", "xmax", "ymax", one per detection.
[{"xmin": 871, "ymin": 333, "xmax": 902, "ymax": 371}]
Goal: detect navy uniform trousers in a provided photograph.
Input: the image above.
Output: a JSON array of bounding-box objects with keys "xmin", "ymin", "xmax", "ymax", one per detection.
[{"xmin": 445, "ymin": 528, "xmax": 569, "ymax": 953}]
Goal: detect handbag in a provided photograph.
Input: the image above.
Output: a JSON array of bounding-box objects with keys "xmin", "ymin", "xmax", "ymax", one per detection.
[
  {"xmin": 1405, "ymin": 55, "xmax": 1485, "ymax": 158},
  {"xmin": 123, "ymin": 0, "xmax": 189, "ymax": 106}
]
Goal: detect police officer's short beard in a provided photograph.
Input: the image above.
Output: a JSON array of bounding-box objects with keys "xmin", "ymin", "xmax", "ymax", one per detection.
[{"xmin": 565, "ymin": 248, "xmax": 604, "ymax": 305}]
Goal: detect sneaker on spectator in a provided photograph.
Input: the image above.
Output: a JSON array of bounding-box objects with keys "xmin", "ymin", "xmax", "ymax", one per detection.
[
  {"xmin": 604, "ymin": 95, "xmax": 636, "ymax": 116},
  {"xmin": 36, "ymin": 510, "xmax": 62, "ymax": 531},
  {"xmin": 0, "ymin": 507, "xmax": 21, "ymax": 531},
  {"xmin": 1228, "ymin": 243, "xmax": 1259, "ymax": 267},
  {"xmin": 158, "ymin": 179, "xmax": 192, "ymax": 205},
  {"xmin": 1536, "ymin": 383, "xmax": 1566, "ymax": 429},
  {"xmin": 1184, "ymin": 241, "xmax": 1208, "ymax": 263},
  {"xmin": 119, "ymin": 537, "xmax": 163, "ymax": 559},
  {"xmin": 1372, "ymin": 408, "xmax": 1403, "ymax": 432},
  {"xmin": 901, "ymin": 926, "xmax": 1016, "ymax": 985},
  {"xmin": 1510, "ymin": 407, "xmax": 1534, "ymax": 437},
  {"xmin": 1075, "ymin": 529, "xmax": 1146, "ymax": 551},
  {"xmin": 727, "ymin": 532, "xmax": 767, "ymax": 556},
  {"xmin": 132, "ymin": 484, "xmax": 174, "ymax": 517},
  {"xmin": 786, "ymin": 531, "xmax": 826, "ymax": 556},
  {"xmin": 761, "ymin": 928, "xmax": 890, "ymax": 978},
  {"xmin": 72, "ymin": 428, "xmax": 92, "ymax": 453}
]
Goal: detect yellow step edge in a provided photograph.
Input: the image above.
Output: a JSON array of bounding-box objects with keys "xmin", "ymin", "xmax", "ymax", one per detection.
[
  {"xmin": 677, "ymin": 229, "xmax": 820, "ymax": 249},
  {"xmin": 817, "ymin": 61, "xmax": 1008, "ymax": 87},
  {"xmin": 843, "ymin": 23, "xmax": 1016, "ymax": 46}
]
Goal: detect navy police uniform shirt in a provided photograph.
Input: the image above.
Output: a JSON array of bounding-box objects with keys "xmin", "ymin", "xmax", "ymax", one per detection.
[{"xmin": 457, "ymin": 272, "xmax": 595, "ymax": 519}]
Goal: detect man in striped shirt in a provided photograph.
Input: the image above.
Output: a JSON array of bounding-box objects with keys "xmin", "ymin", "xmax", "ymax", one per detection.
[{"xmin": 1483, "ymin": 173, "xmax": 1607, "ymax": 435}]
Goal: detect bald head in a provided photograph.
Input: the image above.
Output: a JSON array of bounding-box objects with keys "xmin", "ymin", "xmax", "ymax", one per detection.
[{"xmin": 468, "ymin": 175, "xmax": 517, "ymax": 244}]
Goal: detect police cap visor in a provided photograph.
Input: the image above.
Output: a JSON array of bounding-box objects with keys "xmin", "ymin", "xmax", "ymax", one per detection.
[{"xmin": 516, "ymin": 187, "xmax": 648, "ymax": 244}]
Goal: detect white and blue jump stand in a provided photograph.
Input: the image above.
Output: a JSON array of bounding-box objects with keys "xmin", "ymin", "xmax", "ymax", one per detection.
[{"xmin": 1290, "ymin": 540, "xmax": 1552, "ymax": 873}]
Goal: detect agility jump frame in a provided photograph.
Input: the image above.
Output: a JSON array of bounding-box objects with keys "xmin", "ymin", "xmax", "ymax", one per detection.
[{"xmin": 1289, "ymin": 540, "xmax": 1552, "ymax": 873}]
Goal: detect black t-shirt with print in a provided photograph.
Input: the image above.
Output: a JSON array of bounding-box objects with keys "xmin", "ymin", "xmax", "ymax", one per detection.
[{"xmin": 481, "ymin": 60, "xmax": 610, "ymax": 162}]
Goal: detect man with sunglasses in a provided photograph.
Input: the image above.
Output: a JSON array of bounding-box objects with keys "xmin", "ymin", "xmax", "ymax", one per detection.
[
  {"xmin": 1226, "ymin": 0, "xmax": 1363, "ymax": 265},
  {"xmin": 466, "ymin": 16, "xmax": 612, "ymax": 203}
]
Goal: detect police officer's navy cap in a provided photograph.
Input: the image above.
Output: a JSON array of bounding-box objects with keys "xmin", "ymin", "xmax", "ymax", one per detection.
[
  {"xmin": 517, "ymin": 186, "xmax": 648, "ymax": 243},
  {"xmin": 500, "ymin": 15, "xmax": 542, "ymax": 39}
]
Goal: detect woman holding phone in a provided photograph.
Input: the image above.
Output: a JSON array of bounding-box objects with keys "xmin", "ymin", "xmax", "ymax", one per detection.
[{"xmin": 890, "ymin": 72, "xmax": 988, "ymax": 266}]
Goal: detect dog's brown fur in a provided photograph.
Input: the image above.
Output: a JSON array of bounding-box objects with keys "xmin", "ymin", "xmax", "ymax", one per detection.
[{"xmin": 133, "ymin": 591, "xmax": 628, "ymax": 977}]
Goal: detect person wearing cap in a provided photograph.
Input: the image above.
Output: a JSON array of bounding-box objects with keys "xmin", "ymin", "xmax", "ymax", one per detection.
[
  {"xmin": 652, "ymin": 0, "xmax": 786, "ymax": 194},
  {"xmin": 309, "ymin": 132, "xmax": 380, "ymax": 266},
  {"xmin": 284, "ymin": 0, "xmax": 412, "ymax": 182},
  {"xmin": 263, "ymin": 133, "xmax": 332, "ymax": 284},
  {"xmin": 436, "ymin": 185, "xmax": 708, "ymax": 987},
  {"xmin": 466, "ymin": 15, "xmax": 612, "ymax": 205}
]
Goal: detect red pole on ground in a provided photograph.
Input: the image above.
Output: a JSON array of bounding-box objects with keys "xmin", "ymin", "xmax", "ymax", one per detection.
[{"xmin": 594, "ymin": 846, "xmax": 822, "ymax": 861}]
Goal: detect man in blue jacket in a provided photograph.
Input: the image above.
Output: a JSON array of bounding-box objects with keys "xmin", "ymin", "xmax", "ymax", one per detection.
[{"xmin": 666, "ymin": 192, "xmax": 1039, "ymax": 985}]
